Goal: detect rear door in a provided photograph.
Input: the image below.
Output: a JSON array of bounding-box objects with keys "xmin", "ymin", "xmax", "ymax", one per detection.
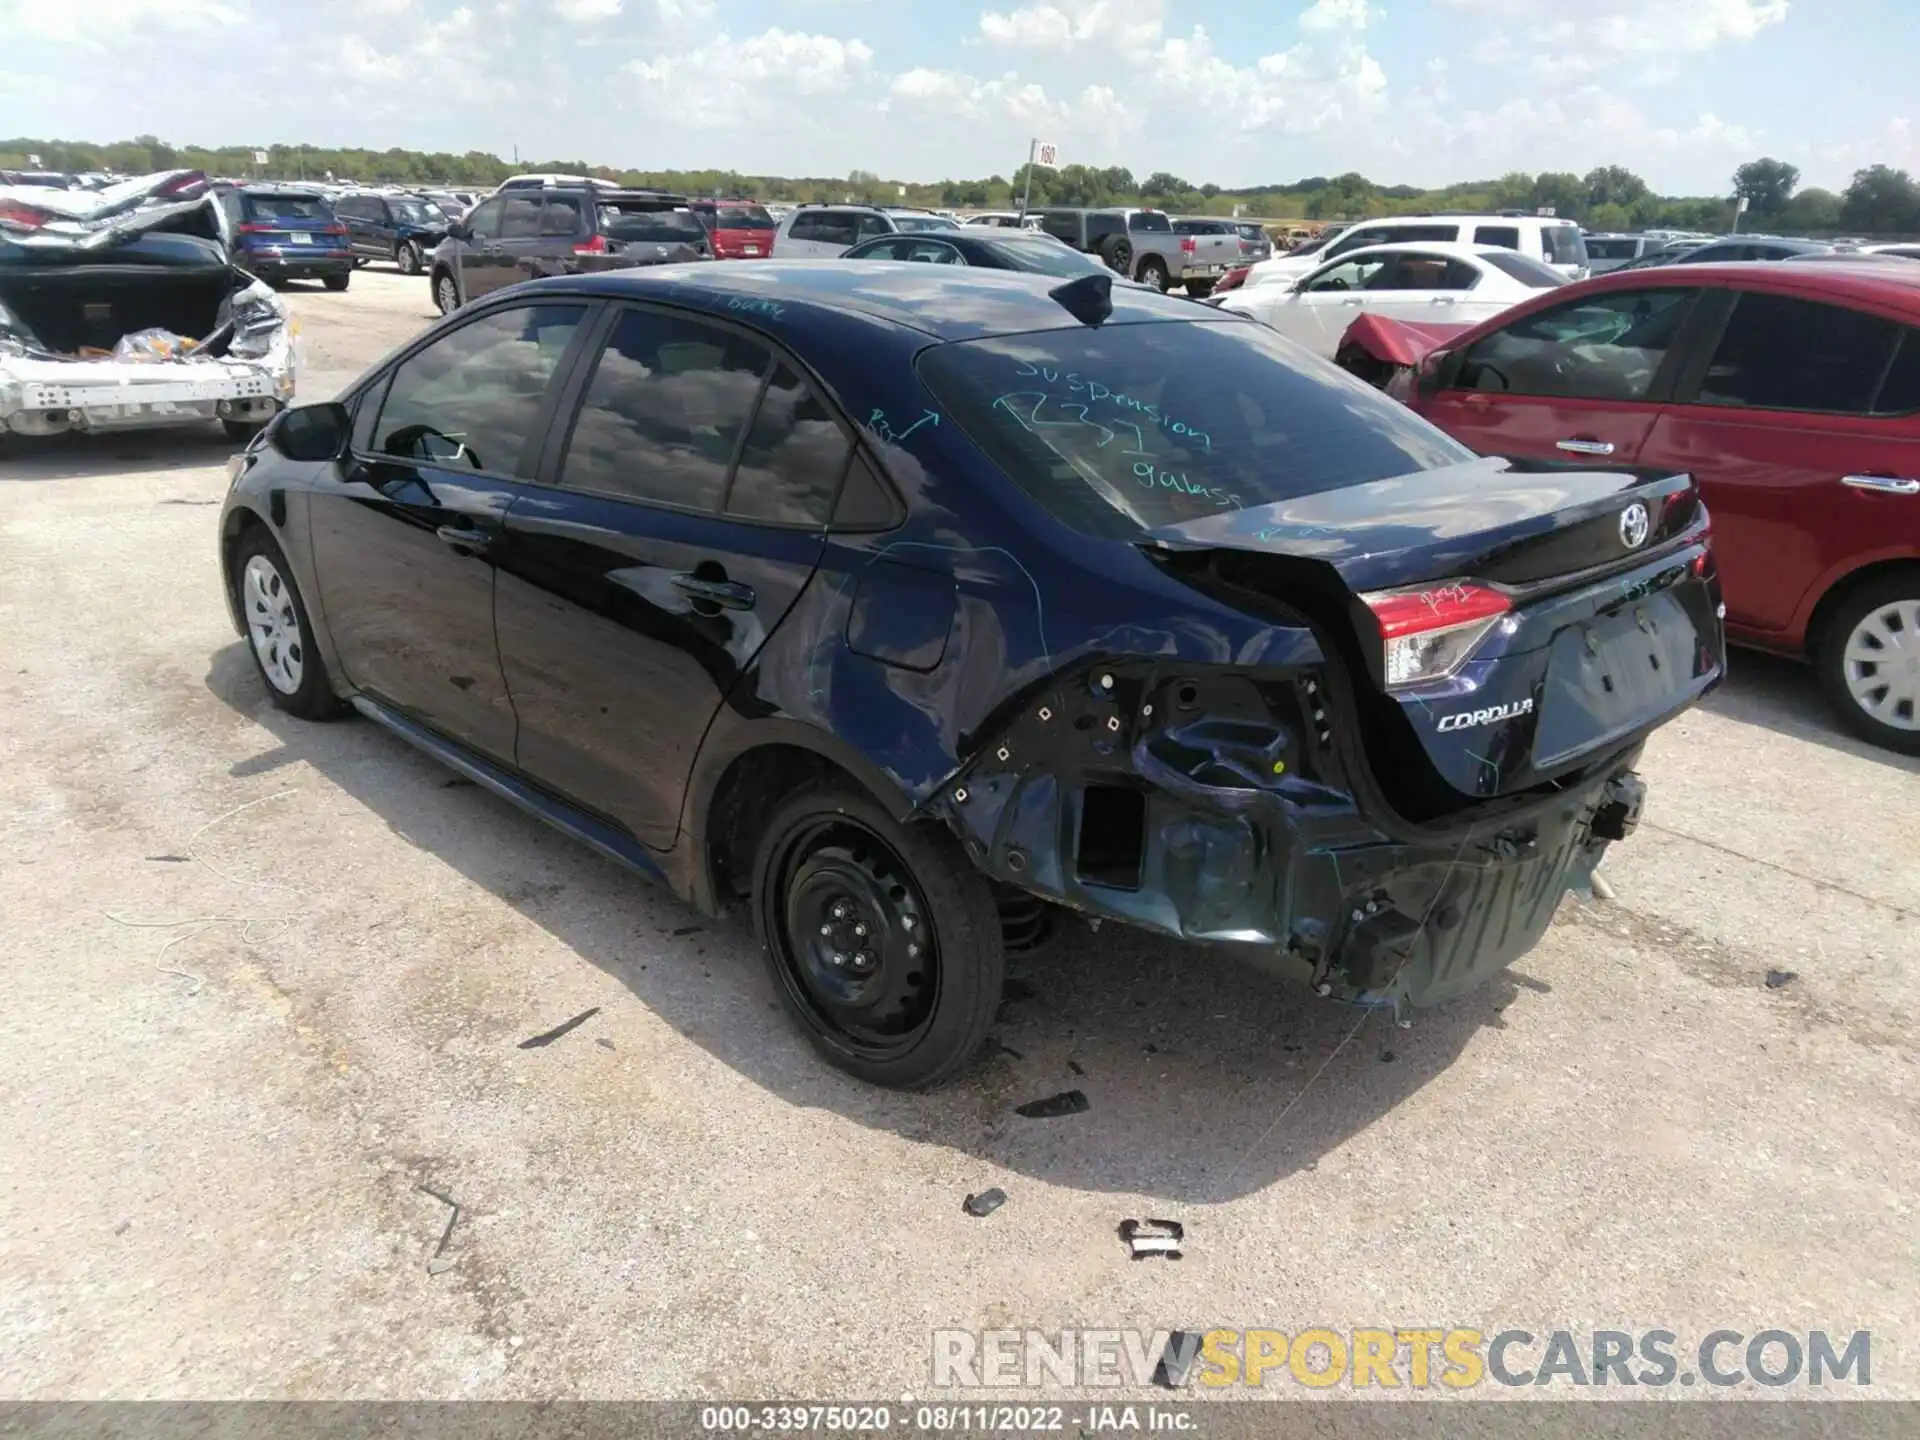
[
  {"xmin": 1639, "ymin": 287, "xmax": 1920, "ymax": 636},
  {"xmin": 493, "ymin": 305, "xmax": 847, "ymax": 847},
  {"xmin": 1419, "ymin": 285, "xmax": 1701, "ymax": 465}
]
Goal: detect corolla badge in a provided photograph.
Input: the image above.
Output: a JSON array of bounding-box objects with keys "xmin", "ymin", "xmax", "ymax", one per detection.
[
  {"xmin": 1436, "ymin": 697, "xmax": 1535, "ymax": 732},
  {"xmin": 1619, "ymin": 502, "xmax": 1651, "ymax": 550}
]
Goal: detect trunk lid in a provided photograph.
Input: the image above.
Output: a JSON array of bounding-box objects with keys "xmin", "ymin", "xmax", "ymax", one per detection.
[{"xmin": 1144, "ymin": 457, "xmax": 1724, "ymax": 808}]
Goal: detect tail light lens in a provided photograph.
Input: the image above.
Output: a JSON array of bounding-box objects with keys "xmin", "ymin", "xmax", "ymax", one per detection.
[
  {"xmin": 1180, "ymin": 236, "xmax": 1197, "ymax": 253},
  {"xmin": 1361, "ymin": 581, "xmax": 1512, "ymax": 688},
  {"xmin": 1214, "ymin": 265, "xmax": 1251, "ymax": 294},
  {"xmin": 322, "ymin": 225, "xmax": 349, "ymax": 237},
  {"xmin": 237, "ymin": 222, "xmax": 273, "ymax": 233},
  {"xmin": 0, "ymin": 200, "xmax": 50, "ymax": 231},
  {"xmin": 573, "ymin": 233, "xmax": 608, "ymax": 255}
]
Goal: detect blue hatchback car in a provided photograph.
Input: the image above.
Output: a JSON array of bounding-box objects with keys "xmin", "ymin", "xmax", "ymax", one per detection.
[
  {"xmin": 217, "ymin": 262, "xmax": 1723, "ymax": 1087},
  {"xmin": 217, "ymin": 185, "xmax": 354, "ymax": 290}
]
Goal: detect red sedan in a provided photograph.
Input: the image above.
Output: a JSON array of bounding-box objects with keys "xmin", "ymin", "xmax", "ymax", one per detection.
[{"xmin": 1348, "ymin": 260, "xmax": 1920, "ymax": 753}]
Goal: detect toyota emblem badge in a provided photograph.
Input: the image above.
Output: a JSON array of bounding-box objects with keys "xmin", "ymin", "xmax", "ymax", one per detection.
[{"xmin": 1619, "ymin": 502, "xmax": 1651, "ymax": 550}]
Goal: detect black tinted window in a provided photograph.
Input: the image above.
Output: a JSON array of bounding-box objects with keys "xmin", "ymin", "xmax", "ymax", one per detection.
[
  {"xmin": 1459, "ymin": 289, "xmax": 1693, "ymax": 401},
  {"xmin": 1473, "ymin": 225, "xmax": 1521, "ymax": 250},
  {"xmin": 817, "ymin": 212, "xmax": 861, "ymax": 246},
  {"xmin": 498, "ymin": 197, "xmax": 543, "ymax": 239},
  {"xmin": 558, "ymin": 309, "xmax": 770, "ymax": 509},
  {"xmin": 832, "ymin": 451, "xmax": 900, "ymax": 530},
  {"xmin": 1039, "ymin": 212, "xmax": 1081, "ymax": 242},
  {"xmin": 464, "ymin": 198, "xmax": 503, "ymax": 237},
  {"xmin": 603, "ymin": 206, "xmax": 706, "ymax": 243},
  {"xmin": 1698, "ymin": 293, "xmax": 1902, "ymax": 414},
  {"xmin": 715, "ymin": 205, "xmax": 774, "ymax": 230},
  {"xmin": 538, "ymin": 196, "xmax": 583, "ymax": 236},
  {"xmin": 1874, "ymin": 331, "xmax": 1920, "ymax": 415},
  {"xmin": 725, "ymin": 365, "xmax": 850, "ymax": 526},
  {"xmin": 788, "ymin": 213, "xmax": 821, "ymax": 241},
  {"xmin": 1586, "ymin": 238, "xmax": 1637, "ymax": 260},
  {"xmin": 1128, "ymin": 211, "xmax": 1173, "ymax": 233},
  {"xmin": 916, "ymin": 320, "xmax": 1472, "ymax": 539},
  {"xmin": 373, "ymin": 305, "xmax": 585, "ymax": 475},
  {"xmin": 857, "ymin": 213, "xmax": 892, "ymax": 239},
  {"xmin": 244, "ymin": 194, "xmax": 330, "ymax": 222}
]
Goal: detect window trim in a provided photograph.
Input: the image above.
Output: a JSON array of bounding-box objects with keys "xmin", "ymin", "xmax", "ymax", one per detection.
[
  {"xmin": 533, "ymin": 298, "xmax": 903, "ymax": 533},
  {"xmin": 353, "ymin": 298, "xmax": 603, "ymax": 482},
  {"xmin": 1667, "ymin": 285, "xmax": 1918, "ymax": 418}
]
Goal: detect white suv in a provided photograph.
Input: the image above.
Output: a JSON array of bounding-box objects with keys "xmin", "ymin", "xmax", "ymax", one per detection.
[
  {"xmin": 1246, "ymin": 214, "xmax": 1590, "ymax": 288},
  {"xmin": 773, "ymin": 204, "xmax": 963, "ymax": 258}
]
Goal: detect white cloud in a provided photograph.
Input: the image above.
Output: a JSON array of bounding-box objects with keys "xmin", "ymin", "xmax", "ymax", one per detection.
[
  {"xmin": 1299, "ymin": 0, "xmax": 1372, "ymax": 31},
  {"xmin": 625, "ymin": 28, "xmax": 877, "ymax": 131},
  {"xmin": 554, "ymin": 0, "xmax": 621, "ymax": 19},
  {"xmin": 1445, "ymin": 0, "xmax": 1789, "ymax": 67},
  {"xmin": 0, "ymin": 0, "xmax": 246, "ymax": 44}
]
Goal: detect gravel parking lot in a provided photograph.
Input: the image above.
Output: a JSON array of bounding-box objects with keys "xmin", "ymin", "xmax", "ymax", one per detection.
[{"xmin": 2, "ymin": 270, "xmax": 1916, "ymax": 1405}]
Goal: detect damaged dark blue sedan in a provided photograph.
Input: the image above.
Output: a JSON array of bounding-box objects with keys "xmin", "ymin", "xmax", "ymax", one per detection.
[{"xmin": 218, "ymin": 261, "xmax": 1725, "ymax": 1087}]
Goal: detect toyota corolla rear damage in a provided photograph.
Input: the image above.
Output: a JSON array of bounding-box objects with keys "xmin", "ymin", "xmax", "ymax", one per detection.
[{"xmin": 0, "ymin": 170, "xmax": 295, "ymax": 437}]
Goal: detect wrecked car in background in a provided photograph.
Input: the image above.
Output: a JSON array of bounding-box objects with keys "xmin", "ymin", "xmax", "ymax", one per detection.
[
  {"xmin": 1, "ymin": 170, "xmax": 295, "ymax": 442},
  {"xmin": 217, "ymin": 263, "xmax": 1723, "ymax": 1090}
]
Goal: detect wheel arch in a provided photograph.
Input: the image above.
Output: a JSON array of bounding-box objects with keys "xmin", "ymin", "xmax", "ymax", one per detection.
[
  {"xmin": 1802, "ymin": 554, "xmax": 1920, "ymax": 660},
  {"xmin": 219, "ymin": 505, "xmax": 275, "ymax": 636}
]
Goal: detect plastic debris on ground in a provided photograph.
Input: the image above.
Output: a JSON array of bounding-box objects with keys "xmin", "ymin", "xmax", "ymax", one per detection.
[
  {"xmin": 962, "ymin": 1188, "xmax": 1007, "ymax": 1218},
  {"xmin": 1765, "ymin": 969, "xmax": 1799, "ymax": 989},
  {"xmin": 1015, "ymin": 1089, "xmax": 1088, "ymax": 1119},
  {"xmin": 1119, "ymin": 1218, "xmax": 1185, "ymax": 1260}
]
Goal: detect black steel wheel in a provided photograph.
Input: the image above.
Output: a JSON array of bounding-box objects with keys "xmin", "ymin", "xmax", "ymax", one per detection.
[{"xmin": 752, "ymin": 783, "xmax": 1004, "ymax": 1088}]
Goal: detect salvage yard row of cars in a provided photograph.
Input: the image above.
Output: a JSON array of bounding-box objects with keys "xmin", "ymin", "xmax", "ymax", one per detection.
[{"xmin": 4, "ymin": 167, "xmax": 1914, "ymax": 1091}]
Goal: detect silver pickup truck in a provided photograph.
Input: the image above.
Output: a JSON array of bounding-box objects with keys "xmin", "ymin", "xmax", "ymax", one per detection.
[
  {"xmin": 1028, "ymin": 207, "xmax": 1200, "ymax": 293},
  {"xmin": 1170, "ymin": 217, "xmax": 1247, "ymax": 295}
]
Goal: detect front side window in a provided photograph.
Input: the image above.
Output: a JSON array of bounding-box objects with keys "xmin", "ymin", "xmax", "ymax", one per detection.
[
  {"xmin": 372, "ymin": 304, "xmax": 586, "ymax": 475},
  {"xmin": 1696, "ymin": 293, "xmax": 1903, "ymax": 414},
  {"xmin": 1303, "ymin": 255, "xmax": 1393, "ymax": 292},
  {"xmin": 463, "ymin": 198, "xmax": 503, "ymax": 239},
  {"xmin": 724, "ymin": 364, "xmax": 852, "ymax": 526},
  {"xmin": 498, "ymin": 197, "xmax": 544, "ymax": 240},
  {"xmin": 788, "ymin": 213, "xmax": 822, "ymax": 242},
  {"xmin": 1473, "ymin": 225, "xmax": 1521, "ymax": 250},
  {"xmin": 1458, "ymin": 288, "xmax": 1695, "ymax": 401},
  {"xmin": 900, "ymin": 240, "xmax": 963, "ymax": 264},
  {"xmin": 1543, "ymin": 226, "xmax": 1587, "ymax": 266},
  {"xmin": 1377, "ymin": 254, "xmax": 1472, "ymax": 291},
  {"xmin": 557, "ymin": 309, "xmax": 771, "ymax": 510},
  {"xmin": 857, "ymin": 213, "xmax": 892, "ymax": 239}
]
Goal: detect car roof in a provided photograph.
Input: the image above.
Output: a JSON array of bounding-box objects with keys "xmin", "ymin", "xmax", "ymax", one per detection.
[
  {"xmin": 512, "ymin": 259, "xmax": 1220, "ymax": 341},
  {"xmin": 1304, "ymin": 240, "xmax": 1521, "ymax": 262},
  {"xmin": 1567, "ymin": 258, "xmax": 1920, "ymax": 319},
  {"xmin": 1368, "ymin": 213, "xmax": 1575, "ymax": 225}
]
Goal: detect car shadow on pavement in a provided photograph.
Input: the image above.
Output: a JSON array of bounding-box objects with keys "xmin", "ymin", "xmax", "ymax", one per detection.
[
  {"xmin": 0, "ymin": 427, "xmax": 240, "ymax": 482},
  {"xmin": 205, "ymin": 641, "xmax": 1536, "ymax": 1205},
  {"xmin": 1704, "ymin": 648, "xmax": 1920, "ymax": 775}
]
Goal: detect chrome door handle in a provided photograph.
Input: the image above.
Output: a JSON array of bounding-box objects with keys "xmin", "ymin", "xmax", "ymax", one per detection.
[
  {"xmin": 1841, "ymin": 474, "xmax": 1920, "ymax": 495},
  {"xmin": 1340, "ymin": 297, "xmax": 1365, "ymax": 306},
  {"xmin": 1557, "ymin": 439, "xmax": 1616, "ymax": 457},
  {"xmin": 1431, "ymin": 296, "xmax": 1458, "ymax": 305}
]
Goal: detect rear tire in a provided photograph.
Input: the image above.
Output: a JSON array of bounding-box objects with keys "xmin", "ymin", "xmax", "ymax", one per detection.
[
  {"xmin": 1815, "ymin": 571, "xmax": 1920, "ymax": 755},
  {"xmin": 751, "ymin": 782, "xmax": 1004, "ymax": 1089},
  {"xmin": 1099, "ymin": 235, "xmax": 1133, "ymax": 275},
  {"xmin": 396, "ymin": 240, "xmax": 422, "ymax": 276},
  {"xmin": 323, "ymin": 272, "xmax": 350, "ymax": 292},
  {"xmin": 230, "ymin": 530, "xmax": 347, "ymax": 722}
]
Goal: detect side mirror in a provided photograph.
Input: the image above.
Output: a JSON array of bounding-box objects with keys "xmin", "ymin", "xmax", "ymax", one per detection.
[
  {"xmin": 448, "ymin": 221, "xmax": 470, "ymax": 241},
  {"xmin": 272, "ymin": 402, "xmax": 351, "ymax": 463},
  {"xmin": 1416, "ymin": 349, "xmax": 1459, "ymax": 395}
]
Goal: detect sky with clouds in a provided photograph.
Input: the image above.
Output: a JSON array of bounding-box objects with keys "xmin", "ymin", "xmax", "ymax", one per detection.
[{"xmin": 0, "ymin": 0, "xmax": 1913, "ymax": 193}]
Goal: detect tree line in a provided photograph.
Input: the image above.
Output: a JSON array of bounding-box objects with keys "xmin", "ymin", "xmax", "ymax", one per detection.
[{"xmin": 5, "ymin": 135, "xmax": 1917, "ymax": 237}]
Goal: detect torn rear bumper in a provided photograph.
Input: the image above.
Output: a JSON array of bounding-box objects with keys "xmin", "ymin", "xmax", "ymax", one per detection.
[{"xmin": 933, "ymin": 661, "xmax": 1643, "ymax": 1011}]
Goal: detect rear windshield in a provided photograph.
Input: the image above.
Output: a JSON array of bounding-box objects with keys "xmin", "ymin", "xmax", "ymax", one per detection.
[
  {"xmin": 391, "ymin": 200, "xmax": 446, "ymax": 225},
  {"xmin": 893, "ymin": 214, "xmax": 958, "ymax": 231},
  {"xmin": 1482, "ymin": 252, "xmax": 1568, "ymax": 287},
  {"xmin": 244, "ymin": 194, "xmax": 331, "ymax": 222},
  {"xmin": 1235, "ymin": 224, "xmax": 1266, "ymax": 241},
  {"xmin": 1585, "ymin": 238, "xmax": 1638, "ymax": 260},
  {"xmin": 1128, "ymin": 211, "xmax": 1173, "ymax": 233},
  {"xmin": 601, "ymin": 203, "xmax": 705, "ymax": 242},
  {"xmin": 916, "ymin": 320, "xmax": 1472, "ymax": 538},
  {"xmin": 712, "ymin": 204, "xmax": 774, "ymax": 230},
  {"xmin": 1544, "ymin": 225, "xmax": 1588, "ymax": 265}
]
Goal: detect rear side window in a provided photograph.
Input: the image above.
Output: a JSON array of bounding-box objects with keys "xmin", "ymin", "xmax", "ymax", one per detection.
[
  {"xmin": 1482, "ymin": 252, "xmax": 1568, "ymax": 288},
  {"xmin": 1128, "ymin": 211, "xmax": 1173, "ymax": 233},
  {"xmin": 1697, "ymin": 293, "xmax": 1904, "ymax": 414},
  {"xmin": 1586, "ymin": 238, "xmax": 1637, "ymax": 261},
  {"xmin": 724, "ymin": 364, "xmax": 851, "ymax": 526},
  {"xmin": 372, "ymin": 304, "xmax": 586, "ymax": 476},
  {"xmin": 498, "ymin": 197, "xmax": 544, "ymax": 239},
  {"xmin": 245, "ymin": 194, "xmax": 330, "ymax": 222},
  {"xmin": 916, "ymin": 320, "xmax": 1472, "ymax": 538},
  {"xmin": 1543, "ymin": 226, "xmax": 1587, "ymax": 265},
  {"xmin": 1038, "ymin": 211, "xmax": 1081, "ymax": 242},
  {"xmin": 603, "ymin": 206, "xmax": 706, "ymax": 244},
  {"xmin": 1384, "ymin": 224, "xmax": 1460, "ymax": 245},
  {"xmin": 557, "ymin": 309, "xmax": 771, "ymax": 510},
  {"xmin": 1473, "ymin": 225, "xmax": 1521, "ymax": 250},
  {"xmin": 538, "ymin": 196, "xmax": 583, "ymax": 236},
  {"xmin": 1459, "ymin": 289, "xmax": 1694, "ymax": 402}
]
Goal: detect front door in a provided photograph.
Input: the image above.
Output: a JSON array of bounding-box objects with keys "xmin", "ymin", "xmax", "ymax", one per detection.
[
  {"xmin": 454, "ymin": 196, "xmax": 520, "ymax": 301},
  {"xmin": 1640, "ymin": 288, "xmax": 1920, "ymax": 635},
  {"xmin": 307, "ymin": 301, "xmax": 592, "ymax": 765},
  {"xmin": 1418, "ymin": 285, "xmax": 1700, "ymax": 466},
  {"xmin": 493, "ymin": 306, "xmax": 847, "ymax": 847}
]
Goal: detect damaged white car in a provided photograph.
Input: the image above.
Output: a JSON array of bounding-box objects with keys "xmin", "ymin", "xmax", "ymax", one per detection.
[{"xmin": 0, "ymin": 170, "xmax": 296, "ymax": 442}]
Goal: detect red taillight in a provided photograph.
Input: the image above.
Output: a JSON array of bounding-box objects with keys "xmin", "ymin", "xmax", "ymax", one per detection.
[
  {"xmin": 237, "ymin": 222, "xmax": 273, "ymax": 233},
  {"xmin": 1214, "ymin": 264, "xmax": 1251, "ymax": 293},
  {"xmin": 0, "ymin": 200, "xmax": 50, "ymax": 231},
  {"xmin": 573, "ymin": 233, "xmax": 608, "ymax": 255},
  {"xmin": 1180, "ymin": 236, "xmax": 1197, "ymax": 253},
  {"xmin": 1361, "ymin": 582, "xmax": 1512, "ymax": 689},
  {"xmin": 322, "ymin": 225, "xmax": 348, "ymax": 237}
]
